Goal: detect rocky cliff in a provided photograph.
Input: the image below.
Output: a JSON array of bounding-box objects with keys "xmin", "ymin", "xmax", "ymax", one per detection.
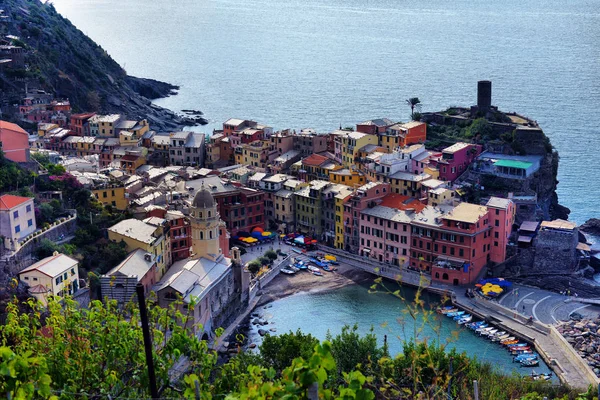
[{"xmin": 0, "ymin": 0, "xmax": 204, "ymax": 130}]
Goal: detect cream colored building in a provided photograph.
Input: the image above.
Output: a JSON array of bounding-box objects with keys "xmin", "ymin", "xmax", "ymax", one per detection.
[
  {"xmin": 108, "ymin": 218, "xmax": 169, "ymax": 278},
  {"xmin": 19, "ymin": 252, "xmax": 80, "ymax": 306}
]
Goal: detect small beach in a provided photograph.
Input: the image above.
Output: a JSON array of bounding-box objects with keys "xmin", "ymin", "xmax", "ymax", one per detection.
[{"xmin": 256, "ymin": 262, "xmax": 374, "ymax": 307}]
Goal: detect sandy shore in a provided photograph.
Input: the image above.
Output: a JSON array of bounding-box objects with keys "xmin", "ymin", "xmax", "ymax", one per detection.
[{"xmin": 255, "ymin": 262, "xmax": 375, "ymax": 308}]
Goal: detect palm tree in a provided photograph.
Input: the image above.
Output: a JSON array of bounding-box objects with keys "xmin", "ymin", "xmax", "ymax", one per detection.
[{"xmin": 406, "ymin": 97, "xmax": 422, "ymax": 119}]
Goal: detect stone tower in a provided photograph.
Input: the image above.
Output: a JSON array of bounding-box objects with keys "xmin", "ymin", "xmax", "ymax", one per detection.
[{"xmin": 190, "ymin": 183, "xmax": 222, "ymax": 261}]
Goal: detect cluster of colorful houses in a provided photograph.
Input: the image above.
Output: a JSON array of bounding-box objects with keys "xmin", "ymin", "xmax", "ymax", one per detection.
[{"xmin": 2, "ymin": 106, "xmax": 572, "ymax": 337}]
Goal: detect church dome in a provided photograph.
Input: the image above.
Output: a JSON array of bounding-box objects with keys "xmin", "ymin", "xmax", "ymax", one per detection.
[{"xmin": 192, "ymin": 185, "xmax": 215, "ymax": 209}]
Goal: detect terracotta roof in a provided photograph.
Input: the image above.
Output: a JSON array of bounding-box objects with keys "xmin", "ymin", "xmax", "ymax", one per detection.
[
  {"xmin": 120, "ymin": 154, "xmax": 140, "ymax": 162},
  {"xmin": 0, "ymin": 194, "xmax": 33, "ymax": 210},
  {"xmin": 302, "ymin": 154, "xmax": 328, "ymax": 166},
  {"xmin": 70, "ymin": 112, "xmax": 96, "ymax": 119},
  {"xmin": 379, "ymin": 193, "xmax": 425, "ymax": 212},
  {"xmin": 0, "ymin": 120, "xmax": 28, "ymax": 135}
]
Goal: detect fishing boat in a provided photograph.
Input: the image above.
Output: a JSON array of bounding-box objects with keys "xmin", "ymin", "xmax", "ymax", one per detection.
[
  {"xmin": 519, "ymin": 359, "xmax": 539, "ymax": 367},
  {"xmin": 447, "ymin": 311, "xmax": 465, "ymax": 318},
  {"xmin": 312, "ymin": 270, "xmax": 323, "ymax": 277},
  {"xmin": 529, "ymin": 372, "xmax": 552, "ymax": 381},
  {"xmin": 501, "ymin": 338, "xmax": 517, "ymax": 345},
  {"xmin": 439, "ymin": 307, "xmax": 459, "ymax": 315},
  {"xmin": 493, "ymin": 334, "xmax": 510, "ymax": 342},
  {"xmin": 506, "ymin": 342, "xmax": 529, "ymax": 348},
  {"xmin": 514, "ymin": 354, "xmax": 537, "ymax": 362},
  {"xmin": 307, "ymin": 265, "xmax": 320, "ymax": 272},
  {"xmin": 294, "ymin": 262, "xmax": 308, "ymax": 270},
  {"xmin": 322, "ymin": 265, "xmax": 333, "ymax": 272},
  {"xmin": 309, "ymin": 258, "xmax": 328, "ymax": 268},
  {"xmin": 453, "ymin": 313, "xmax": 470, "ymax": 321},
  {"xmin": 280, "ymin": 268, "xmax": 296, "ymax": 275},
  {"xmin": 476, "ymin": 327, "xmax": 494, "ymax": 335},
  {"xmin": 457, "ymin": 315, "xmax": 473, "ymax": 324},
  {"xmin": 481, "ymin": 329, "xmax": 498, "ymax": 337},
  {"xmin": 288, "ymin": 265, "xmax": 300, "ymax": 272},
  {"xmin": 468, "ymin": 322, "xmax": 487, "ymax": 330}
]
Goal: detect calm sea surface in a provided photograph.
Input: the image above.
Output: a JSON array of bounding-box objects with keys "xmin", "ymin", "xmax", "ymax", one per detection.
[
  {"xmin": 53, "ymin": 0, "xmax": 600, "ymax": 224},
  {"xmin": 247, "ymin": 283, "xmax": 554, "ymax": 377}
]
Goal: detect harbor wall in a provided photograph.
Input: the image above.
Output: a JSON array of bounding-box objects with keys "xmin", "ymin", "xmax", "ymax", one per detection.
[{"xmin": 548, "ymin": 325, "xmax": 600, "ymax": 387}]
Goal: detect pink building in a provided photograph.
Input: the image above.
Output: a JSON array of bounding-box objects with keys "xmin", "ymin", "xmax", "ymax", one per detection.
[
  {"xmin": 0, "ymin": 120, "xmax": 30, "ymax": 162},
  {"xmin": 486, "ymin": 197, "xmax": 515, "ymax": 264},
  {"xmin": 359, "ymin": 205, "xmax": 412, "ymax": 266},
  {"xmin": 429, "ymin": 142, "xmax": 482, "ymax": 182},
  {"xmin": 342, "ymin": 182, "xmax": 390, "ymax": 252}
]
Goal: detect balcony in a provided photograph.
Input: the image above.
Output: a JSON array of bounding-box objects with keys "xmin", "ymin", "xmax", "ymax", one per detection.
[{"xmin": 433, "ymin": 256, "xmax": 467, "ymax": 271}]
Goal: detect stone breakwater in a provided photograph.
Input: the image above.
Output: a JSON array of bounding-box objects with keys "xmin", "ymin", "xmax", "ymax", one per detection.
[{"xmin": 557, "ymin": 318, "xmax": 600, "ymax": 377}]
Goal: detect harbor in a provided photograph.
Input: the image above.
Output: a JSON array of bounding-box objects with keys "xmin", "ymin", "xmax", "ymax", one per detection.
[{"xmin": 237, "ymin": 243, "xmax": 600, "ymax": 389}]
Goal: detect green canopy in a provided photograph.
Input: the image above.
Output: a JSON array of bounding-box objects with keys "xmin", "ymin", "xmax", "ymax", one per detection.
[{"xmin": 493, "ymin": 159, "xmax": 532, "ymax": 169}]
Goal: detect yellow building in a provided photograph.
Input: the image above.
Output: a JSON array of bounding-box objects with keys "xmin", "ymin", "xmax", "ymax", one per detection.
[
  {"xmin": 37, "ymin": 123, "xmax": 58, "ymax": 137},
  {"xmin": 76, "ymin": 137, "xmax": 95, "ymax": 156},
  {"xmin": 334, "ymin": 131, "xmax": 378, "ymax": 168},
  {"xmin": 424, "ymin": 165, "xmax": 440, "ymax": 179},
  {"xmin": 108, "ymin": 218, "xmax": 169, "ymax": 278},
  {"xmin": 90, "ymin": 114, "xmax": 122, "ymax": 138},
  {"xmin": 19, "ymin": 252, "xmax": 80, "ymax": 306},
  {"xmin": 235, "ymin": 140, "xmax": 270, "ymax": 167},
  {"xmin": 428, "ymin": 187, "xmax": 456, "ymax": 207},
  {"xmin": 119, "ymin": 131, "xmax": 140, "ymax": 147},
  {"xmin": 388, "ymin": 171, "xmax": 432, "ymax": 197},
  {"xmin": 119, "ymin": 153, "xmax": 146, "ymax": 175},
  {"xmin": 92, "ymin": 185, "xmax": 128, "ymax": 210},
  {"xmin": 329, "ymin": 168, "xmax": 366, "ymax": 187},
  {"xmin": 334, "ymin": 188, "xmax": 354, "ymax": 250}
]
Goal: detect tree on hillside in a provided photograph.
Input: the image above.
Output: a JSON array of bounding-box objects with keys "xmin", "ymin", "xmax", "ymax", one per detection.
[{"xmin": 406, "ymin": 97, "xmax": 422, "ymax": 119}]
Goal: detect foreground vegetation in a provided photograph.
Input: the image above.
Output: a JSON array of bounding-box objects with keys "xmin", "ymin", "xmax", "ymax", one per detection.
[{"xmin": 0, "ymin": 294, "xmax": 596, "ymax": 400}]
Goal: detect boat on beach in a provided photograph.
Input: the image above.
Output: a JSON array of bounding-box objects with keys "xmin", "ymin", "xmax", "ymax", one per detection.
[
  {"xmin": 311, "ymin": 270, "xmax": 323, "ymax": 277},
  {"xmin": 280, "ymin": 267, "xmax": 296, "ymax": 275}
]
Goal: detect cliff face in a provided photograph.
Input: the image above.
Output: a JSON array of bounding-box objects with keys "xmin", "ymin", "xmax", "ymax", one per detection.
[{"xmin": 0, "ymin": 0, "xmax": 200, "ymax": 130}]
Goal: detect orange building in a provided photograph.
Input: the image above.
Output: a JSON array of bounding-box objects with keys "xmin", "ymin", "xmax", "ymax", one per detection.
[
  {"xmin": 0, "ymin": 120, "xmax": 30, "ymax": 162},
  {"xmin": 69, "ymin": 112, "xmax": 96, "ymax": 136},
  {"xmin": 383, "ymin": 121, "xmax": 427, "ymax": 149}
]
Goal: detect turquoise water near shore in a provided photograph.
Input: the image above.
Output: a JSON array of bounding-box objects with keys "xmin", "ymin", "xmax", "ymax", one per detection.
[
  {"xmin": 247, "ymin": 283, "xmax": 555, "ymax": 377},
  {"xmin": 53, "ymin": 0, "xmax": 600, "ymax": 225}
]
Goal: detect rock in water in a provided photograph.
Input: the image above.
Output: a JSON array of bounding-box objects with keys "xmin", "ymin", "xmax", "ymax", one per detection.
[
  {"xmin": 580, "ymin": 218, "xmax": 600, "ymax": 235},
  {"xmin": 258, "ymin": 329, "xmax": 268, "ymax": 336}
]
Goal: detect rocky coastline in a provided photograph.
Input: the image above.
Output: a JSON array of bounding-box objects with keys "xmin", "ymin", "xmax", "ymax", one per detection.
[{"xmin": 557, "ymin": 317, "xmax": 600, "ymax": 377}]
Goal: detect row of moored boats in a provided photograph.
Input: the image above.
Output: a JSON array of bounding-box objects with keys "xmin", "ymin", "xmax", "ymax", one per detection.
[
  {"xmin": 280, "ymin": 256, "xmax": 338, "ymax": 277},
  {"xmin": 438, "ymin": 306, "xmax": 550, "ymax": 377}
]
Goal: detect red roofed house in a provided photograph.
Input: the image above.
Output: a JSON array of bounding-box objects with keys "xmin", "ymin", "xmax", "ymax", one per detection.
[
  {"xmin": 0, "ymin": 194, "xmax": 36, "ymax": 246},
  {"xmin": 299, "ymin": 154, "xmax": 333, "ymax": 181},
  {"xmin": 0, "ymin": 120, "xmax": 30, "ymax": 162}
]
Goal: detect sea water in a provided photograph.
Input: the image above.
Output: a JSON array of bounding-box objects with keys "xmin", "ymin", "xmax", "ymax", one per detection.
[
  {"xmin": 247, "ymin": 283, "xmax": 555, "ymax": 377},
  {"xmin": 53, "ymin": 0, "xmax": 600, "ymax": 224}
]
